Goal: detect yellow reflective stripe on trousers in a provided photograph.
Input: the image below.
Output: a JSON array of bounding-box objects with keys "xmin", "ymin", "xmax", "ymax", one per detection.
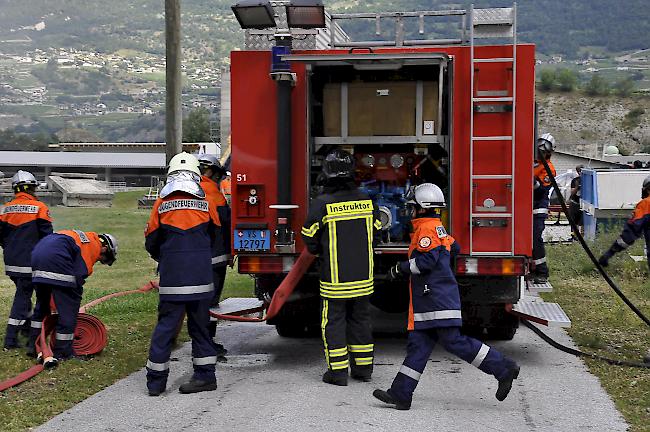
[
  {"xmin": 320, "ymin": 281, "xmax": 374, "ymax": 291},
  {"xmin": 348, "ymin": 344, "xmax": 374, "ymax": 353},
  {"xmin": 374, "ymin": 219, "xmax": 382, "ymax": 230},
  {"xmin": 354, "ymin": 357, "xmax": 373, "ymax": 366},
  {"xmin": 320, "ymin": 287, "xmax": 374, "ymax": 299},
  {"xmin": 328, "ymin": 347, "xmax": 348, "ymax": 357},
  {"xmin": 330, "ymin": 359, "xmax": 349, "ymax": 370},
  {"xmin": 320, "ymin": 278, "xmax": 373, "ymax": 288},
  {"xmin": 321, "ymin": 300, "xmax": 330, "ymax": 366}
]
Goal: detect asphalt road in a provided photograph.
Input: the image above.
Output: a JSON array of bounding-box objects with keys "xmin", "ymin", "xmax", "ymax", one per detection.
[{"xmin": 37, "ymin": 321, "xmax": 628, "ymax": 432}]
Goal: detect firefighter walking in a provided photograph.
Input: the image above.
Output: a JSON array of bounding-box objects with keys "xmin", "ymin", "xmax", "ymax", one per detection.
[
  {"xmin": 373, "ymin": 183, "xmax": 520, "ymax": 410},
  {"xmin": 532, "ymin": 133, "xmax": 557, "ymax": 283},
  {"xmin": 28, "ymin": 230, "xmax": 118, "ymax": 361},
  {"xmin": 144, "ymin": 152, "xmax": 221, "ymax": 396},
  {"xmin": 198, "ymin": 153, "xmax": 231, "ymax": 359},
  {"xmin": 599, "ymin": 175, "xmax": 650, "ymax": 270},
  {"xmin": 301, "ymin": 149, "xmax": 382, "ymax": 386},
  {"xmin": 1, "ymin": 171, "xmax": 53, "ymax": 350}
]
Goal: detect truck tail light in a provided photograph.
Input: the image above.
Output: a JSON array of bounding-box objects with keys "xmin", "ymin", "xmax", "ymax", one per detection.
[
  {"xmin": 456, "ymin": 256, "xmax": 526, "ymax": 276},
  {"xmin": 238, "ymin": 255, "xmax": 295, "ymax": 274}
]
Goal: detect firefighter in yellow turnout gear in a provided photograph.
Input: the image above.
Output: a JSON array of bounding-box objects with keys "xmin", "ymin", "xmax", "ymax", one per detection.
[{"xmin": 301, "ymin": 149, "xmax": 382, "ymax": 386}]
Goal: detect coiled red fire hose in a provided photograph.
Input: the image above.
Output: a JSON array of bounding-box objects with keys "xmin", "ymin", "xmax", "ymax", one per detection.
[{"xmin": 0, "ymin": 281, "xmax": 158, "ymax": 392}]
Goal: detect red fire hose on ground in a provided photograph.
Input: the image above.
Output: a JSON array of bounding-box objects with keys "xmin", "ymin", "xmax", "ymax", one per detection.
[
  {"xmin": 208, "ymin": 250, "xmax": 316, "ymax": 323},
  {"xmin": 0, "ymin": 281, "xmax": 158, "ymax": 392}
]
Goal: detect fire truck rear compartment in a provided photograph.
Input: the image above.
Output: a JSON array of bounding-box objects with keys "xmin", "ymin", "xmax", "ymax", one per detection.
[{"xmin": 307, "ymin": 62, "xmax": 450, "ymax": 250}]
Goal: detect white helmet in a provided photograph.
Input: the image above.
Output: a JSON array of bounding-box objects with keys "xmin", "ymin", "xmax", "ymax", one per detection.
[
  {"xmin": 167, "ymin": 152, "xmax": 201, "ymax": 177},
  {"xmin": 537, "ymin": 133, "xmax": 556, "ymax": 153},
  {"xmin": 11, "ymin": 170, "xmax": 38, "ymax": 190},
  {"xmin": 98, "ymin": 233, "xmax": 118, "ymax": 266},
  {"xmin": 406, "ymin": 183, "xmax": 446, "ymax": 208}
]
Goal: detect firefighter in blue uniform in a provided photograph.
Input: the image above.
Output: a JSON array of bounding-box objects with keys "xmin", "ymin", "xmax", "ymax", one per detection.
[
  {"xmin": 373, "ymin": 183, "xmax": 520, "ymax": 410},
  {"xmin": 1, "ymin": 171, "xmax": 53, "ymax": 349},
  {"xmin": 145, "ymin": 152, "xmax": 221, "ymax": 396},
  {"xmin": 28, "ymin": 230, "xmax": 118, "ymax": 362},
  {"xmin": 599, "ymin": 175, "xmax": 650, "ymax": 270},
  {"xmin": 532, "ymin": 133, "xmax": 557, "ymax": 283},
  {"xmin": 301, "ymin": 149, "xmax": 382, "ymax": 386},
  {"xmin": 197, "ymin": 153, "xmax": 231, "ymax": 360}
]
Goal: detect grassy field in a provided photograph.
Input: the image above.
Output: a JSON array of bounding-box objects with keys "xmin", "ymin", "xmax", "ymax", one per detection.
[
  {"xmin": 0, "ymin": 191, "xmax": 253, "ymax": 431},
  {"xmin": 546, "ymin": 232, "xmax": 650, "ymax": 431}
]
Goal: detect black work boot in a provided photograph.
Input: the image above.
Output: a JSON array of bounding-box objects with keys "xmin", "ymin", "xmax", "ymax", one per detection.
[
  {"xmin": 322, "ymin": 370, "xmax": 348, "ymax": 386},
  {"xmin": 351, "ymin": 373, "xmax": 372, "ymax": 382},
  {"xmin": 372, "ymin": 389, "xmax": 411, "ymax": 410},
  {"xmin": 179, "ymin": 378, "xmax": 217, "ymax": 394},
  {"xmin": 496, "ymin": 363, "xmax": 520, "ymax": 401},
  {"xmin": 148, "ymin": 387, "xmax": 164, "ymax": 397}
]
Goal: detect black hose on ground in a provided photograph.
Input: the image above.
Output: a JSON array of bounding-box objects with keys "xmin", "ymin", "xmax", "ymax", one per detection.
[
  {"xmin": 523, "ymin": 320, "xmax": 650, "ymax": 368},
  {"xmin": 539, "ymin": 156, "xmax": 650, "ymax": 327}
]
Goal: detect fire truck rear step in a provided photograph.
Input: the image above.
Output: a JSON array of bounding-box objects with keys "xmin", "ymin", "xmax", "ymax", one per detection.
[
  {"xmin": 526, "ymin": 280, "xmax": 554, "ymax": 294},
  {"xmin": 509, "ymin": 301, "xmax": 571, "ymax": 327},
  {"xmin": 210, "ymin": 298, "xmax": 265, "ymax": 321}
]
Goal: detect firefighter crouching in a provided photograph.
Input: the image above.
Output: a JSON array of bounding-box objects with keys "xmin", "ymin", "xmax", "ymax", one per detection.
[
  {"xmin": 599, "ymin": 175, "xmax": 650, "ymax": 270},
  {"xmin": 198, "ymin": 153, "xmax": 231, "ymax": 360},
  {"xmin": 532, "ymin": 133, "xmax": 557, "ymax": 284},
  {"xmin": 1, "ymin": 171, "xmax": 53, "ymax": 350},
  {"xmin": 144, "ymin": 152, "xmax": 221, "ymax": 396},
  {"xmin": 27, "ymin": 230, "xmax": 118, "ymax": 362},
  {"xmin": 301, "ymin": 149, "xmax": 382, "ymax": 386},
  {"xmin": 373, "ymin": 183, "xmax": 520, "ymax": 410}
]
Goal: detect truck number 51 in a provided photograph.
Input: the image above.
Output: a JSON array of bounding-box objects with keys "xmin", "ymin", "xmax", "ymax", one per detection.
[{"xmin": 236, "ymin": 174, "xmax": 247, "ymax": 182}]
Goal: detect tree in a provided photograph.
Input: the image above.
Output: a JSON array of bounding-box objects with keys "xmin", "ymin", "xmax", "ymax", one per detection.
[
  {"xmin": 182, "ymin": 108, "xmax": 211, "ymax": 143},
  {"xmin": 614, "ymin": 78, "xmax": 635, "ymax": 97},
  {"xmin": 584, "ymin": 74, "xmax": 610, "ymax": 96},
  {"xmin": 539, "ymin": 69, "xmax": 556, "ymax": 92},
  {"xmin": 555, "ymin": 68, "xmax": 578, "ymax": 92}
]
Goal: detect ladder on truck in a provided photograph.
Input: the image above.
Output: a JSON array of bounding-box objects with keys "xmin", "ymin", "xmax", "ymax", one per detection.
[{"xmin": 469, "ymin": 5, "xmax": 517, "ymax": 256}]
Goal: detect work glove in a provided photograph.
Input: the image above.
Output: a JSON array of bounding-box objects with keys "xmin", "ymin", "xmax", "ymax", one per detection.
[
  {"xmin": 388, "ymin": 263, "xmax": 403, "ymax": 281},
  {"xmin": 597, "ymin": 253, "xmax": 610, "ymax": 267}
]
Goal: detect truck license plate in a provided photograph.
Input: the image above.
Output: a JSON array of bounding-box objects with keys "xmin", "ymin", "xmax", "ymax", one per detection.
[{"xmin": 235, "ymin": 229, "xmax": 271, "ymax": 251}]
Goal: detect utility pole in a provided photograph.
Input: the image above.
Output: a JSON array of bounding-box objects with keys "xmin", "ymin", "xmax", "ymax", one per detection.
[{"xmin": 165, "ymin": 0, "xmax": 182, "ymax": 164}]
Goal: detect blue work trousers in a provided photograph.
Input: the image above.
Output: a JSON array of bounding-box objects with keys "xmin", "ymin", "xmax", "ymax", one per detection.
[
  {"xmin": 4, "ymin": 277, "xmax": 34, "ymax": 347},
  {"xmin": 146, "ymin": 300, "xmax": 217, "ymax": 394},
  {"xmin": 533, "ymin": 214, "xmax": 549, "ymax": 277},
  {"xmin": 29, "ymin": 283, "xmax": 82, "ymax": 359},
  {"xmin": 390, "ymin": 327, "xmax": 514, "ymax": 403},
  {"xmin": 208, "ymin": 266, "xmax": 227, "ymax": 339}
]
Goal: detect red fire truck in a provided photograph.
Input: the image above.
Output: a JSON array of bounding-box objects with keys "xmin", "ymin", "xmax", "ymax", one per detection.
[{"xmin": 227, "ymin": 5, "xmax": 569, "ymax": 338}]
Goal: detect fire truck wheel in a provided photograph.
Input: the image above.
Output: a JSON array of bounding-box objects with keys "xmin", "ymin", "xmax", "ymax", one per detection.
[{"xmin": 275, "ymin": 322, "xmax": 311, "ymax": 338}]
